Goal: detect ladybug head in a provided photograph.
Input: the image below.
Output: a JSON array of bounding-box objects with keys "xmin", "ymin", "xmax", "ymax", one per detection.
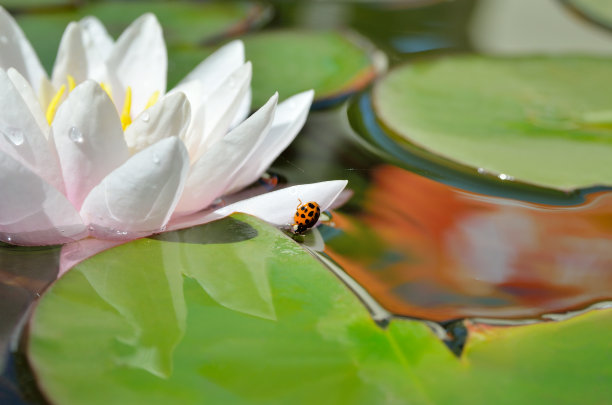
[{"xmin": 292, "ymin": 223, "xmax": 309, "ymax": 234}]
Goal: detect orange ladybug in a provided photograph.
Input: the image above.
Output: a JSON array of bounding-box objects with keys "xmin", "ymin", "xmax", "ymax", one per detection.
[{"xmin": 292, "ymin": 200, "xmax": 321, "ymax": 234}]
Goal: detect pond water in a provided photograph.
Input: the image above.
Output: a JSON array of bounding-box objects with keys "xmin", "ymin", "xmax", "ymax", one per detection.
[{"xmin": 2, "ymin": 0, "xmax": 612, "ymax": 403}]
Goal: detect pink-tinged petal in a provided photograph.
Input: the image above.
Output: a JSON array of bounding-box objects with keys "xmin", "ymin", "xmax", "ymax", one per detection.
[
  {"xmin": 51, "ymin": 22, "xmax": 87, "ymax": 89},
  {"xmin": 226, "ymin": 90, "xmax": 314, "ymax": 194},
  {"xmin": 78, "ymin": 16, "xmax": 113, "ymax": 72},
  {"xmin": 205, "ymin": 180, "xmax": 349, "ymax": 226},
  {"xmin": 189, "ymin": 62, "xmax": 252, "ymax": 160},
  {"xmin": 7, "ymin": 68, "xmax": 49, "ymax": 138},
  {"xmin": 51, "ymin": 80, "xmax": 129, "ymax": 209},
  {"xmin": 106, "ymin": 13, "xmax": 166, "ymax": 114},
  {"xmin": 0, "ymin": 69, "xmax": 64, "ymax": 192},
  {"xmin": 80, "ymin": 137, "xmax": 190, "ymax": 239},
  {"xmin": 0, "ymin": 6, "xmax": 47, "ymax": 95},
  {"xmin": 125, "ymin": 92, "xmax": 191, "ymax": 154},
  {"xmin": 174, "ymin": 93, "xmax": 278, "ymax": 215},
  {"xmin": 0, "ymin": 150, "xmax": 86, "ymax": 246},
  {"xmin": 59, "ymin": 238, "xmax": 126, "ymax": 277},
  {"xmin": 178, "ymin": 40, "xmax": 244, "ymax": 102}
]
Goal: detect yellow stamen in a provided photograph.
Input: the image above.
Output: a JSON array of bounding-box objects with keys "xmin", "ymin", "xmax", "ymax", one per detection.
[
  {"xmin": 100, "ymin": 82, "xmax": 112, "ymax": 100},
  {"xmin": 67, "ymin": 75, "xmax": 76, "ymax": 92},
  {"xmin": 144, "ymin": 90, "xmax": 160, "ymax": 110},
  {"xmin": 120, "ymin": 86, "xmax": 132, "ymax": 130},
  {"xmin": 45, "ymin": 84, "xmax": 66, "ymax": 124}
]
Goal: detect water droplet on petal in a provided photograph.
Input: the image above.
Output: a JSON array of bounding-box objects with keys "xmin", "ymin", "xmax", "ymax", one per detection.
[
  {"xmin": 0, "ymin": 36, "xmax": 7, "ymax": 44},
  {"xmin": 153, "ymin": 153, "xmax": 161, "ymax": 165},
  {"xmin": 6, "ymin": 236, "xmax": 12, "ymax": 242},
  {"xmin": 2, "ymin": 127, "xmax": 24, "ymax": 146},
  {"xmin": 88, "ymin": 225, "xmax": 95, "ymax": 232},
  {"xmin": 477, "ymin": 168, "xmax": 486, "ymax": 174},
  {"xmin": 498, "ymin": 173, "xmax": 513, "ymax": 181},
  {"xmin": 69, "ymin": 126, "xmax": 84, "ymax": 143},
  {"xmin": 159, "ymin": 224, "xmax": 167, "ymax": 232},
  {"xmin": 141, "ymin": 112, "xmax": 150, "ymax": 122}
]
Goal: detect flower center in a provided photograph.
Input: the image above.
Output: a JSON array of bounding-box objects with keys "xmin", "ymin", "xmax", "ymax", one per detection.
[{"xmin": 44, "ymin": 77, "xmax": 160, "ymax": 131}]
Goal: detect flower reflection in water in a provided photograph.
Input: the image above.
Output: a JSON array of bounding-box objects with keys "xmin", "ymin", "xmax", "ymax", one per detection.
[{"xmin": 325, "ymin": 165, "xmax": 612, "ymax": 321}]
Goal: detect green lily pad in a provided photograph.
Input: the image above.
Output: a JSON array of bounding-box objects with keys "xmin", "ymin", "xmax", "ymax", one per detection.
[
  {"xmin": 1, "ymin": 0, "xmax": 75, "ymax": 11},
  {"xmin": 83, "ymin": 2, "xmax": 270, "ymax": 46},
  {"xmin": 373, "ymin": 56, "xmax": 612, "ymax": 190},
  {"xmin": 562, "ymin": 0, "xmax": 612, "ymax": 31},
  {"xmin": 16, "ymin": 1, "xmax": 270, "ymax": 73},
  {"xmin": 27, "ymin": 214, "xmax": 612, "ymax": 403},
  {"xmin": 167, "ymin": 46, "xmax": 214, "ymax": 89},
  {"xmin": 244, "ymin": 30, "xmax": 384, "ymax": 107}
]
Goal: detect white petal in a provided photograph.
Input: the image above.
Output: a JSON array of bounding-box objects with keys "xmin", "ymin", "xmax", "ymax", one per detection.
[
  {"xmin": 178, "ymin": 40, "xmax": 244, "ymax": 101},
  {"xmin": 7, "ymin": 68, "xmax": 49, "ymax": 138},
  {"xmin": 51, "ymin": 22, "xmax": 87, "ymax": 89},
  {"xmin": 226, "ymin": 90, "xmax": 314, "ymax": 193},
  {"xmin": 230, "ymin": 88, "xmax": 251, "ymax": 128},
  {"xmin": 174, "ymin": 93, "xmax": 278, "ymax": 215},
  {"xmin": 169, "ymin": 180, "xmax": 348, "ymax": 231},
  {"xmin": 0, "ymin": 149, "xmax": 86, "ymax": 245},
  {"xmin": 80, "ymin": 137, "xmax": 190, "ymax": 239},
  {"xmin": 0, "ymin": 69, "xmax": 64, "ymax": 192},
  {"xmin": 51, "ymin": 80, "xmax": 129, "ymax": 209},
  {"xmin": 0, "ymin": 7, "xmax": 48, "ymax": 95},
  {"xmin": 78, "ymin": 16, "xmax": 113, "ymax": 71},
  {"xmin": 106, "ymin": 13, "xmax": 166, "ymax": 114},
  {"xmin": 210, "ymin": 180, "xmax": 348, "ymax": 226},
  {"xmin": 188, "ymin": 62, "xmax": 252, "ymax": 160},
  {"xmin": 125, "ymin": 92, "xmax": 191, "ymax": 154}
]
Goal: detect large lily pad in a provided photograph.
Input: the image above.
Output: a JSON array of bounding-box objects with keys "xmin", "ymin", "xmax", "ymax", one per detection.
[
  {"xmin": 27, "ymin": 214, "xmax": 612, "ymax": 403},
  {"xmin": 243, "ymin": 30, "xmax": 383, "ymax": 107},
  {"xmin": 373, "ymin": 56, "xmax": 612, "ymax": 190}
]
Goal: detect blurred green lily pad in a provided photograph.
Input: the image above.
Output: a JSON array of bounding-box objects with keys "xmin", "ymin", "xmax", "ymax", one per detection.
[
  {"xmin": 1, "ymin": 0, "xmax": 75, "ymax": 11},
  {"xmin": 16, "ymin": 1, "xmax": 269, "ymax": 73},
  {"xmin": 562, "ymin": 0, "xmax": 612, "ymax": 31},
  {"xmin": 243, "ymin": 30, "xmax": 384, "ymax": 108},
  {"xmin": 27, "ymin": 214, "xmax": 612, "ymax": 404},
  {"xmin": 373, "ymin": 56, "xmax": 612, "ymax": 190}
]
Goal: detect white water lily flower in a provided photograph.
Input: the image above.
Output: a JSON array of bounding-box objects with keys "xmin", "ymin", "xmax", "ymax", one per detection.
[{"xmin": 0, "ymin": 8, "xmax": 347, "ymax": 245}]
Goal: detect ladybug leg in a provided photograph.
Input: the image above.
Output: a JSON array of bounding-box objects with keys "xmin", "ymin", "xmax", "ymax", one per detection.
[{"xmin": 296, "ymin": 198, "xmax": 303, "ymax": 209}]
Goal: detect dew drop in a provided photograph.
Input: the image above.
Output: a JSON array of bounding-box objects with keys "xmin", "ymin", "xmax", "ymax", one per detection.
[
  {"xmin": 140, "ymin": 112, "xmax": 150, "ymax": 122},
  {"xmin": 498, "ymin": 173, "xmax": 514, "ymax": 181},
  {"xmin": 0, "ymin": 36, "xmax": 7, "ymax": 44},
  {"xmin": 153, "ymin": 153, "xmax": 161, "ymax": 165},
  {"xmin": 2, "ymin": 127, "xmax": 24, "ymax": 146},
  {"xmin": 88, "ymin": 225, "xmax": 95, "ymax": 232},
  {"xmin": 159, "ymin": 224, "xmax": 167, "ymax": 232},
  {"xmin": 6, "ymin": 236, "xmax": 12, "ymax": 242},
  {"xmin": 69, "ymin": 126, "xmax": 84, "ymax": 143},
  {"xmin": 477, "ymin": 168, "xmax": 486, "ymax": 174}
]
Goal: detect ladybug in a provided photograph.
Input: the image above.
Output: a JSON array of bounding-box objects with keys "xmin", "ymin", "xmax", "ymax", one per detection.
[{"xmin": 292, "ymin": 200, "xmax": 321, "ymax": 234}]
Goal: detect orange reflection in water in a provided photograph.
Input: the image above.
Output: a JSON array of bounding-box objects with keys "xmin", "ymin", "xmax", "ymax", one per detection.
[{"xmin": 326, "ymin": 165, "xmax": 612, "ymax": 321}]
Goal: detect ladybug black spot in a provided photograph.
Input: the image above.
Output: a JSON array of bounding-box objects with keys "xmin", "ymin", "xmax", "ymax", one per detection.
[
  {"xmin": 308, "ymin": 211, "xmax": 314, "ymax": 217},
  {"xmin": 300, "ymin": 206, "xmax": 307, "ymax": 211},
  {"xmin": 308, "ymin": 203, "xmax": 315, "ymax": 209},
  {"xmin": 301, "ymin": 213, "xmax": 306, "ymax": 218}
]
